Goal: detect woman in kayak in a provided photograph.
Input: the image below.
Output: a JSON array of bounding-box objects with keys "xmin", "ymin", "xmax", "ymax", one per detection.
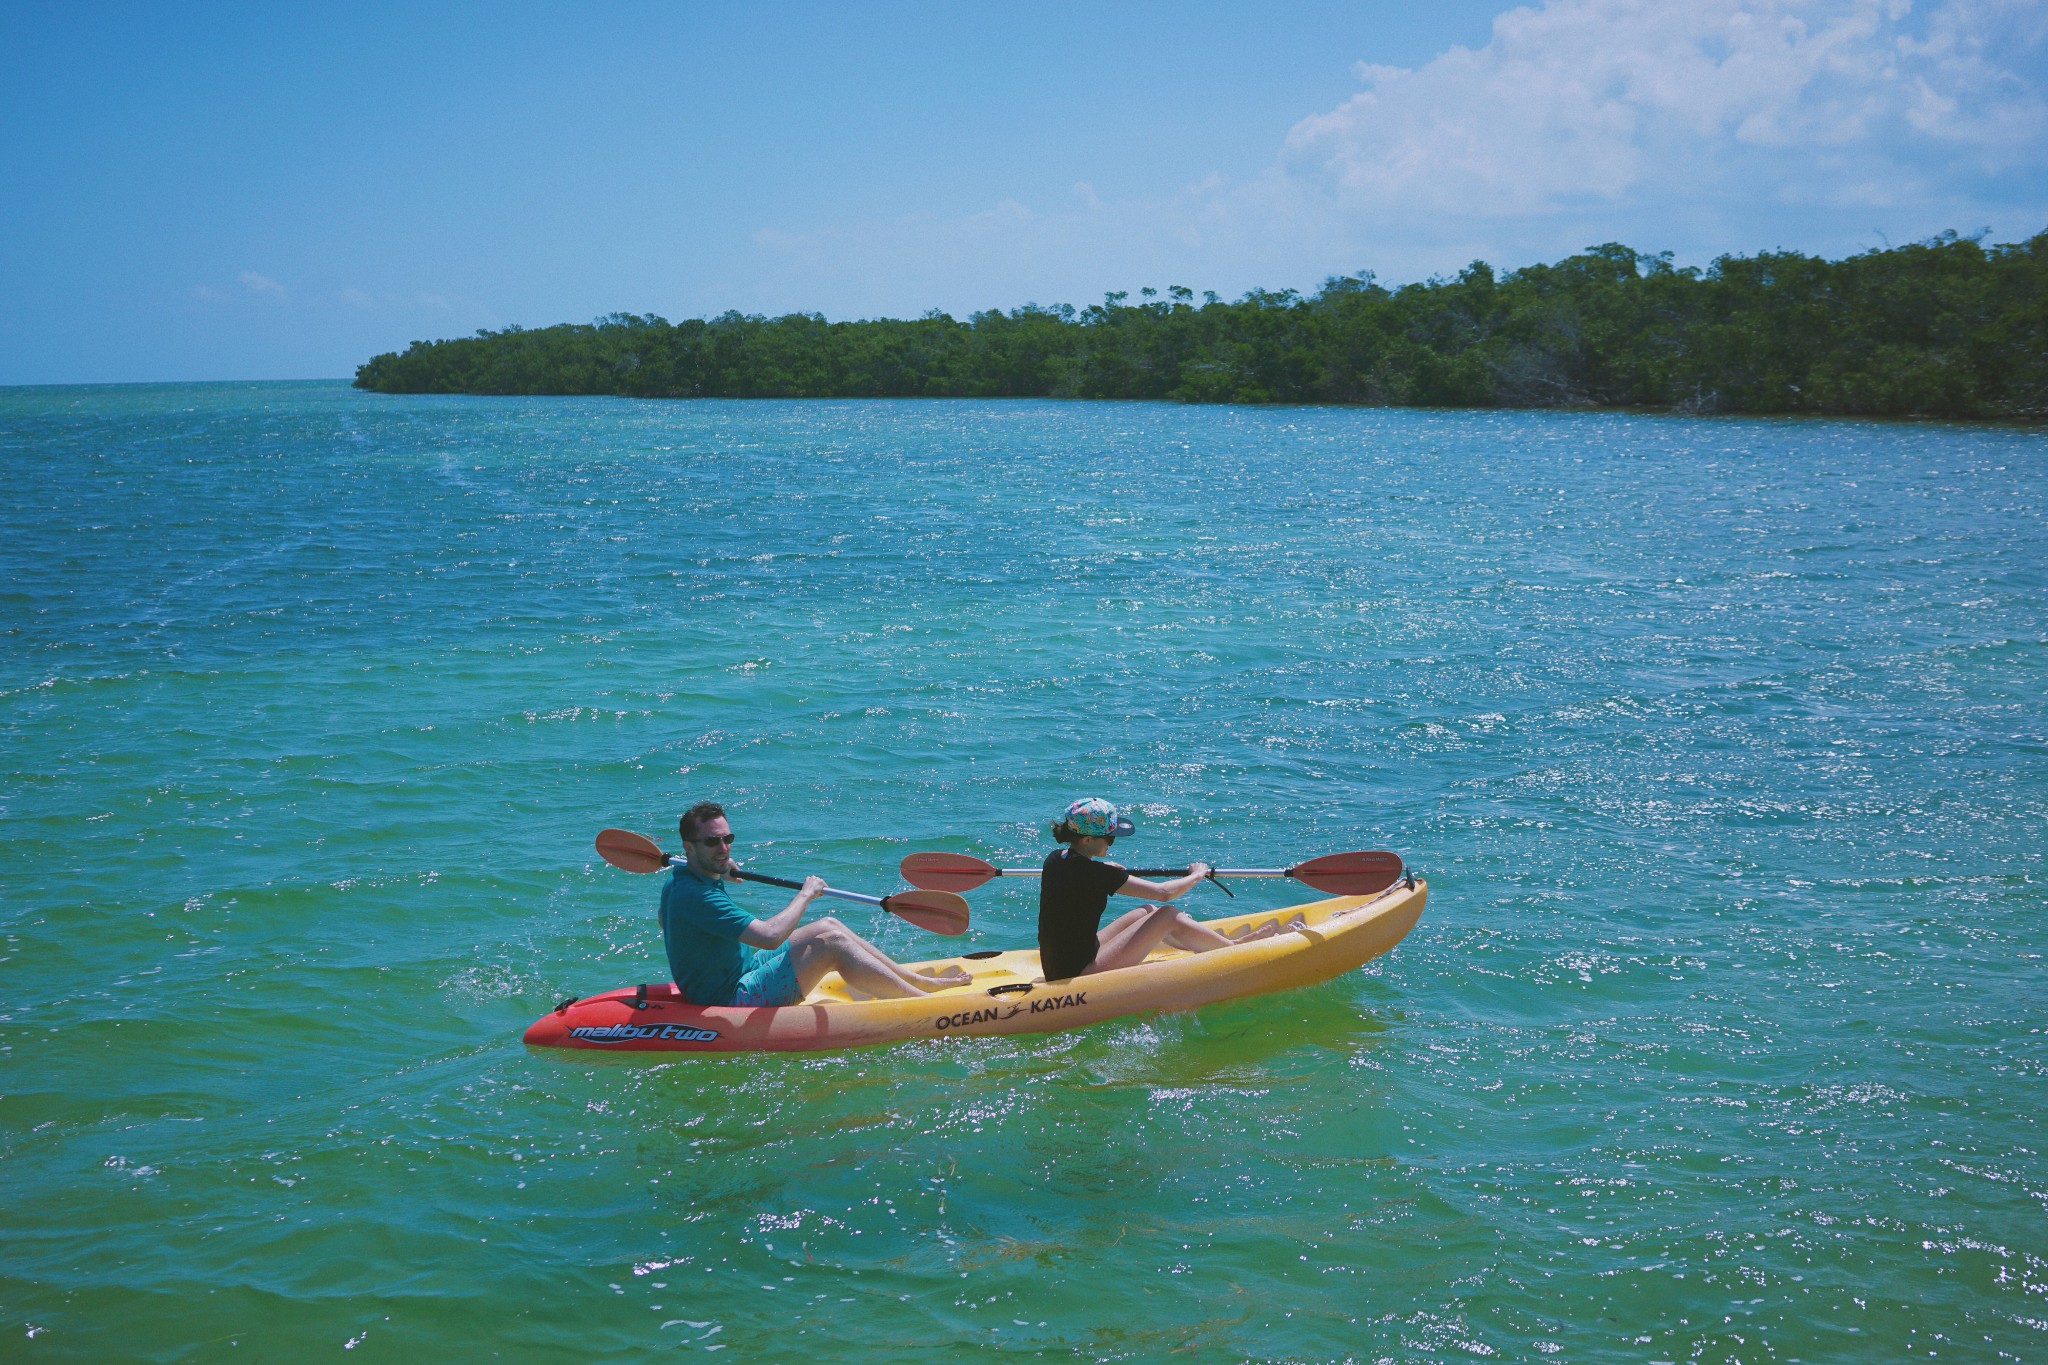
[{"xmin": 1037, "ymin": 797, "xmax": 1277, "ymax": 981}]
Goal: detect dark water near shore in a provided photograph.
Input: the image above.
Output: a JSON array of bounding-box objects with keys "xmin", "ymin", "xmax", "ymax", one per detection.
[{"xmin": 2, "ymin": 381, "xmax": 2043, "ymax": 1360}]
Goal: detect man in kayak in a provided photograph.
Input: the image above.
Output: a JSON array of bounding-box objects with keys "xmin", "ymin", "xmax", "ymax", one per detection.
[
  {"xmin": 664, "ymin": 801, "xmax": 970, "ymax": 1005},
  {"xmin": 1038, "ymin": 797, "xmax": 1280, "ymax": 980}
]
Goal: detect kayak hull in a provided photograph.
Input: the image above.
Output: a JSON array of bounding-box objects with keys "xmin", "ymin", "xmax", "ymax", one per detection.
[{"xmin": 524, "ymin": 878, "xmax": 1426, "ymax": 1055}]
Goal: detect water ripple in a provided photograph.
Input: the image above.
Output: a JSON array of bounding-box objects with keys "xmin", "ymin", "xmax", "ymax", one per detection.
[{"xmin": 1, "ymin": 384, "xmax": 2043, "ymax": 1359}]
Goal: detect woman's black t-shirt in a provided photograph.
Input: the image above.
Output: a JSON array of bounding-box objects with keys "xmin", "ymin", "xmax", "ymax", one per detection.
[{"xmin": 1037, "ymin": 848, "xmax": 1130, "ymax": 980}]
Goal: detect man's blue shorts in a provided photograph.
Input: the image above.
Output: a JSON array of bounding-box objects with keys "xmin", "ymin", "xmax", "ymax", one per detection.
[{"xmin": 730, "ymin": 946, "xmax": 802, "ymax": 1007}]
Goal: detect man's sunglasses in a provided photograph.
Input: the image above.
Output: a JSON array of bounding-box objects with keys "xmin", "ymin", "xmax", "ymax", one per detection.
[{"xmin": 691, "ymin": 833, "xmax": 736, "ymax": 847}]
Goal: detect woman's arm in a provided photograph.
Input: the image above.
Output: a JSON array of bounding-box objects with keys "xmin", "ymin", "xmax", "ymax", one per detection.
[{"xmin": 1118, "ymin": 863, "xmax": 1213, "ymax": 902}]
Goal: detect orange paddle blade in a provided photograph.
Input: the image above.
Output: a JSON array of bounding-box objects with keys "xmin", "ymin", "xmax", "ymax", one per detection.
[
  {"xmin": 1289, "ymin": 850, "xmax": 1404, "ymax": 896},
  {"xmin": 899, "ymin": 852, "xmax": 1001, "ymax": 893},
  {"xmin": 880, "ymin": 888, "xmax": 972, "ymax": 936},
  {"xmin": 596, "ymin": 828, "xmax": 669, "ymax": 874}
]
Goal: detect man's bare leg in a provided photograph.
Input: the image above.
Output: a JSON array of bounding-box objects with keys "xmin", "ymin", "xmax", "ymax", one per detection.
[{"xmin": 784, "ymin": 919, "xmax": 969, "ymax": 998}]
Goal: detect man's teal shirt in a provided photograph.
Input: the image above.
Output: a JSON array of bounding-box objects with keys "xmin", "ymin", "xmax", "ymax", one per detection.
[{"xmin": 659, "ymin": 866, "xmax": 755, "ymax": 1005}]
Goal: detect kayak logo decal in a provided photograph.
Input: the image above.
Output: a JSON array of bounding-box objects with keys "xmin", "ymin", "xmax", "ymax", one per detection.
[
  {"xmin": 935, "ymin": 991, "xmax": 1087, "ymax": 1031},
  {"xmin": 569, "ymin": 1022, "xmax": 720, "ymax": 1044}
]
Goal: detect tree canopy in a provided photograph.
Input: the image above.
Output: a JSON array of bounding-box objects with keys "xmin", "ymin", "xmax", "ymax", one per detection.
[{"xmin": 354, "ymin": 231, "xmax": 2048, "ymax": 420}]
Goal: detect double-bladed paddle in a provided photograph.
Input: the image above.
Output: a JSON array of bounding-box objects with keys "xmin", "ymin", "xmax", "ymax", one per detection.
[
  {"xmin": 898, "ymin": 849, "xmax": 1404, "ymax": 898},
  {"xmin": 596, "ymin": 828, "xmax": 970, "ymax": 936}
]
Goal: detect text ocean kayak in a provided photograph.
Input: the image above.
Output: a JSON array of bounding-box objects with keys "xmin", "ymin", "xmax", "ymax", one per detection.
[{"xmin": 523, "ymin": 876, "xmax": 1425, "ymax": 1054}]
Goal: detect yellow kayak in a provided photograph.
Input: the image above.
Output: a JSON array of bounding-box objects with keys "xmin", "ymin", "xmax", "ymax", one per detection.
[{"xmin": 525, "ymin": 876, "xmax": 1426, "ymax": 1053}]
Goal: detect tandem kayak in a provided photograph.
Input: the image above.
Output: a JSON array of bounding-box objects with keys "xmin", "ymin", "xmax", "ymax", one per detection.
[{"xmin": 523, "ymin": 875, "xmax": 1426, "ymax": 1054}]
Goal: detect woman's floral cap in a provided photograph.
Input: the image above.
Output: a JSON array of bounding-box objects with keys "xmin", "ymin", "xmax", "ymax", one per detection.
[{"xmin": 1064, "ymin": 797, "xmax": 1136, "ymax": 838}]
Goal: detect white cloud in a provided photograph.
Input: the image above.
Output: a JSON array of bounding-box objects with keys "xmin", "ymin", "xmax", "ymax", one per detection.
[
  {"xmin": 1278, "ymin": 0, "xmax": 2048, "ymax": 222},
  {"xmin": 723, "ymin": 0, "xmax": 2048, "ymax": 315},
  {"xmin": 238, "ymin": 270, "xmax": 287, "ymax": 297}
]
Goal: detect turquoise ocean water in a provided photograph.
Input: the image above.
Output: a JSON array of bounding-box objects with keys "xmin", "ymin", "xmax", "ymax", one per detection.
[{"xmin": 2, "ymin": 381, "xmax": 2043, "ymax": 1360}]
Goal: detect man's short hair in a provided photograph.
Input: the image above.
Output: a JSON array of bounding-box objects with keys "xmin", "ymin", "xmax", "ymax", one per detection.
[{"xmin": 679, "ymin": 801, "xmax": 726, "ymax": 842}]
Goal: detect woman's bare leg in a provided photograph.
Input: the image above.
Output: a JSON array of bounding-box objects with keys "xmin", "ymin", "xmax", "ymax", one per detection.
[
  {"xmin": 1163, "ymin": 912, "xmax": 1236, "ymax": 951},
  {"xmin": 1102, "ymin": 905, "xmax": 1278, "ymax": 954},
  {"xmin": 1084, "ymin": 903, "xmax": 1190, "ymax": 974},
  {"xmin": 1099, "ymin": 906, "xmax": 1151, "ymax": 941}
]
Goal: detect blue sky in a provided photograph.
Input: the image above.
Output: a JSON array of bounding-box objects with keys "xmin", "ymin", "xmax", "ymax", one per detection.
[{"xmin": 3, "ymin": 0, "xmax": 2044, "ymax": 384}]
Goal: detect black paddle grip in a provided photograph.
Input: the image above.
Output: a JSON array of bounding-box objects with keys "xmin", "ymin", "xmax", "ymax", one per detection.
[{"xmin": 734, "ymin": 868, "xmax": 803, "ymax": 892}]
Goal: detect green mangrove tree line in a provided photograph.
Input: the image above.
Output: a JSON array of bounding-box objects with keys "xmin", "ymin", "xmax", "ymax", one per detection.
[{"xmin": 355, "ymin": 231, "xmax": 2047, "ymax": 418}]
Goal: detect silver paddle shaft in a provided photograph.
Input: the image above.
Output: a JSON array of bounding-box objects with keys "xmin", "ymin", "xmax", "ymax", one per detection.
[{"xmin": 668, "ymin": 856, "xmax": 892, "ymax": 908}]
